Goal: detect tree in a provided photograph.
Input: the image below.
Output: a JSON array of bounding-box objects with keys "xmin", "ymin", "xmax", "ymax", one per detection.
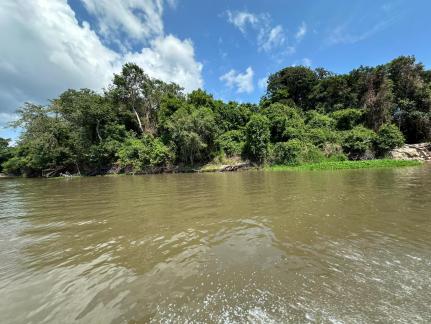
[
  {"xmin": 374, "ymin": 123, "xmax": 405, "ymax": 156},
  {"xmin": 332, "ymin": 108, "xmax": 364, "ymax": 130},
  {"xmin": 7, "ymin": 103, "xmax": 78, "ymax": 176},
  {"xmin": 216, "ymin": 130, "xmax": 245, "ymax": 157},
  {"xmin": 167, "ymin": 105, "xmax": 218, "ymax": 165},
  {"xmin": 111, "ymin": 63, "xmax": 182, "ymax": 134},
  {"xmin": 213, "ymin": 101, "xmax": 252, "ymax": 132},
  {"xmin": 244, "ymin": 114, "xmax": 271, "ymax": 163},
  {"xmin": 0, "ymin": 138, "xmax": 12, "ymax": 173},
  {"xmin": 362, "ymin": 67, "xmax": 395, "ymax": 131},
  {"xmin": 266, "ymin": 66, "xmax": 318, "ymax": 109},
  {"xmin": 118, "ymin": 134, "xmax": 173, "ymax": 173},
  {"xmin": 271, "ymin": 140, "xmax": 324, "ymax": 165},
  {"xmin": 309, "ymin": 75, "xmax": 355, "ymax": 112},
  {"xmin": 342, "ymin": 126, "xmax": 377, "ymax": 160},
  {"xmin": 263, "ymin": 103, "xmax": 306, "ymax": 142}
]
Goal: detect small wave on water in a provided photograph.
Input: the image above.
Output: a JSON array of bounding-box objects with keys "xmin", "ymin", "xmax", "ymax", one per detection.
[{"xmin": 0, "ymin": 166, "xmax": 431, "ymax": 323}]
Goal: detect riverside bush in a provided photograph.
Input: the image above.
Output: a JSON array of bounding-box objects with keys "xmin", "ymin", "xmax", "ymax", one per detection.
[
  {"xmin": 342, "ymin": 126, "xmax": 377, "ymax": 159},
  {"xmin": 272, "ymin": 139, "xmax": 324, "ymax": 165},
  {"xmin": 374, "ymin": 123, "xmax": 405, "ymax": 156}
]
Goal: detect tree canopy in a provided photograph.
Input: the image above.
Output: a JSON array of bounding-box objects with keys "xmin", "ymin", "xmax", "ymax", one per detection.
[{"xmin": 2, "ymin": 56, "xmax": 430, "ymax": 176}]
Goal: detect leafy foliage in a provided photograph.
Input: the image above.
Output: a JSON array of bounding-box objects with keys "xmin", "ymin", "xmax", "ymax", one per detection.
[
  {"xmin": 342, "ymin": 126, "xmax": 377, "ymax": 159},
  {"xmin": 0, "ymin": 138, "xmax": 13, "ymax": 173},
  {"xmin": 271, "ymin": 140, "xmax": 324, "ymax": 165},
  {"xmin": 118, "ymin": 135, "xmax": 173, "ymax": 173},
  {"xmin": 216, "ymin": 130, "xmax": 245, "ymax": 157},
  {"xmin": 374, "ymin": 123, "xmax": 405, "ymax": 156},
  {"xmin": 3, "ymin": 56, "xmax": 431, "ymax": 176},
  {"xmin": 244, "ymin": 114, "xmax": 271, "ymax": 163}
]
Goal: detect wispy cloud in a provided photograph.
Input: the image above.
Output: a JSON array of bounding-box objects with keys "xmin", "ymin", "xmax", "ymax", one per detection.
[
  {"xmin": 327, "ymin": 20, "xmax": 389, "ymax": 45},
  {"xmin": 326, "ymin": 8, "xmax": 401, "ymax": 46},
  {"xmin": 226, "ymin": 10, "xmax": 259, "ymax": 34},
  {"xmin": 259, "ymin": 25, "xmax": 286, "ymax": 52},
  {"xmin": 220, "ymin": 67, "xmax": 254, "ymax": 93},
  {"xmin": 295, "ymin": 22, "xmax": 307, "ymax": 41},
  {"xmin": 225, "ymin": 10, "xmax": 289, "ymax": 53}
]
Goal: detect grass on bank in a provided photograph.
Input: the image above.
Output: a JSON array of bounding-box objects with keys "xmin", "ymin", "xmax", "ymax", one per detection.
[{"xmin": 265, "ymin": 159, "xmax": 423, "ymax": 171}]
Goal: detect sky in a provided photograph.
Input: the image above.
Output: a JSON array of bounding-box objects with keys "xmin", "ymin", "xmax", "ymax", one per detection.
[{"xmin": 1, "ymin": 0, "xmax": 431, "ymax": 140}]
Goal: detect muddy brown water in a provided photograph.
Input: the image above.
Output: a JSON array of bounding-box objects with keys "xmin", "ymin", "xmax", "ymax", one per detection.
[{"xmin": 1, "ymin": 165, "xmax": 430, "ymax": 323}]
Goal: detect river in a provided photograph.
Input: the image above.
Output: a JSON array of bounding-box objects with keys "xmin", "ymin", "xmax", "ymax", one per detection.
[{"xmin": 1, "ymin": 165, "xmax": 430, "ymax": 323}]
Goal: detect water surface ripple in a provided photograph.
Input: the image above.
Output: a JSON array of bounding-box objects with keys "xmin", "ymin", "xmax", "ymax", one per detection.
[{"xmin": 1, "ymin": 165, "xmax": 431, "ymax": 323}]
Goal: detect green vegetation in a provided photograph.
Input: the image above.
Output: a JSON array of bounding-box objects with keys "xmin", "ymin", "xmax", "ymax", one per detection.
[
  {"xmin": 1, "ymin": 55, "xmax": 430, "ymax": 176},
  {"xmin": 0, "ymin": 138, "xmax": 13, "ymax": 173},
  {"xmin": 266, "ymin": 159, "xmax": 423, "ymax": 171}
]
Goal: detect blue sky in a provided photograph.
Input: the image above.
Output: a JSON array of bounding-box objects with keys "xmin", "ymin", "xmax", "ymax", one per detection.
[{"xmin": 1, "ymin": 0, "xmax": 431, "ymax": 140}]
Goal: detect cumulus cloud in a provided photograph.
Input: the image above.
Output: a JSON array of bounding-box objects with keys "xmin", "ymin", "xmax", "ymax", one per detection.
[
  {"xmin": 0, "ymin": 0, "xmax": 203, "ymax": 126},
  {"xmin": 220, "ymin": 67, "xmax": 254, "ymax": 94},
  {"xmin": 123, "ymin": 35, "xmax": 203, "ymax": 92},
  {"xmin": 80, "ymin": 0, "xmax": 164, "ymax": 46},
  {"xmin": 0, "ymin": 0, "xmax": 120, "ymax": 119}
]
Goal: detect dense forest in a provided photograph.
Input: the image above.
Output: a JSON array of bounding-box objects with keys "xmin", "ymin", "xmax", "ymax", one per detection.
[{"xmin": 1, "ymin": 55, "xmax": 430, "ymax": 176}]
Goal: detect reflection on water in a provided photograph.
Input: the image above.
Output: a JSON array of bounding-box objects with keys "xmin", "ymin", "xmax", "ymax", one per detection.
[{"xmin": 1, "ymin": 165, "xmax": 431, "ymax": 323}]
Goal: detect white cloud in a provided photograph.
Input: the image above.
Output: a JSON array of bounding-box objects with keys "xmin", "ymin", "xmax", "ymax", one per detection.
[
  {"xmin": 258, "ymin": 25, "xmax": 285, "ymax": 52},
  {"xmin": 258, "ymin": 76, "xmax": 268, "ymax": 90},
  {"xmin": 220, "ymin": 67, "xmax": 254, "ymax": 94},
  {"xmin": 226, "ymin": 10, "xmax": 288, "ymax": 53},
  {"xmin": 295, "ymin": 22, "xmax": 307, "ymax": 41},
  {"xmin": 80, "ymin": 0, "xmax": 164, "ymax": 44},
  {"xmin": 0, "ymin": 0, "xmax": 121, "ymax": 119},
  {"xmin": 124, "ymin": 35, "xmax": 203, "ymax": 92},
  {"xmin": 327, "ymin": 18, "xmax": 396, "ymax": 45},
  {"xmin": 0, "ymin": 0, "xmax": 203, "ymax": 127},
  {"xmin": 226, "ymin": 10, "xmax": 259, "ymax": 34}
]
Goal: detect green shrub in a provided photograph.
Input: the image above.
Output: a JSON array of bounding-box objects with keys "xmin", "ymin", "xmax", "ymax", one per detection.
[
  {"xmin": 306, "ymin": 111, "xmax": 335, "ymax": 129},
  {"xmin": 263, "ymin": 103, "xmax": 306, "ymax": 142},
  {"xmin": 0, "ymin": 138, "xmax": 13, "ymax": 173},
  {"xmin": 305, "ymin": 127, "xmax": 341, "ymax": 147},
  {"xmin": 342, "ymin": 126, "xmax": 377, "ymax": 159},
  {"xmin": 374, "ymin": 123, "xmax": 405, "ymax": 156},
  {"xmin": 118, "ymin": 135, "xmax": 173, "ymax": 173},
  {"xmin": 244, "ymin": 114, "xmax": 271, "ymax": 163},
  {"xmin": 216, "ymin": 130, "xmax": 245, "ymax": 157},
  {"xmin": 272, "ymin": 139, "xmax": 324, "ymax": 165},
  {"xmin": 321, "ymin": 143, "xmax": 348, "ymax": 161},
  {"xmin": 332, "ymin": 108, "xmax": 364, "ymax": 130},
  {"xmin": 2, "ymin": 155, "xmax": 26, "ymax": 175}
]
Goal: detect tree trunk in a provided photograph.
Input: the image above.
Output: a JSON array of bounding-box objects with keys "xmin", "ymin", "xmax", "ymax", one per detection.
[
  {"xmin": 96, "ymin": 119, "xmax": 102, "ymax": 143},
  {"xmin": 133, "ymin": 107, "xmax": 144, "ymax": 133}
]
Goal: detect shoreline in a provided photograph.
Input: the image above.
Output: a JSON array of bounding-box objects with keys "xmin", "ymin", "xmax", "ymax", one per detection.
[{"xmin": 1, "ymin": 159, "xmax": 425, "ymax": 179}]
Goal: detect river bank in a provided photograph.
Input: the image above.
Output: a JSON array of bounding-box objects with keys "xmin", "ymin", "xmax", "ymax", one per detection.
[{"xmin": 1, "ymin": 159, "xmax": 425, "ymax": 178}]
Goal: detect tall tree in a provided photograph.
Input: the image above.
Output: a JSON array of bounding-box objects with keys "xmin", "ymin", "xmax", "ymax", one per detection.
[
  {"xmin": 363, "ymin": 68, "xmax": 395, "ymax": 131},
  {"xmin": 265, "ymin": 66, "xmax": 318, "ymax": 110},
  {"xmin": 111, "ymin": 63, "xmax": 183, "ymax": 135}
]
